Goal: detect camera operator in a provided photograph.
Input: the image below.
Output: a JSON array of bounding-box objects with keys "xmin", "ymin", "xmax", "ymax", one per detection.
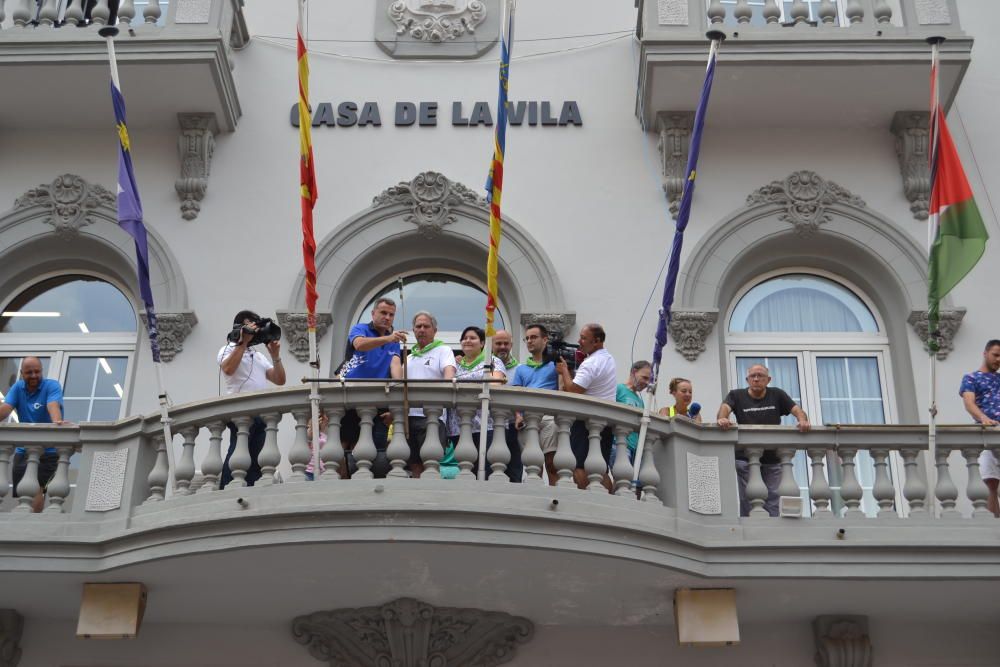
[{"xmin": 217, "ymin": 309, "xmax": 285, "ymax": 488}]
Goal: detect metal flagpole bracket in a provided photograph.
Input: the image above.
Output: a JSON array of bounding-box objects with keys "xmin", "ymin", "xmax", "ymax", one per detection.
[
  {"xmin": 925, "ymin": 36, "xmax": 946, "ymax": 46},
  {"xmin": 98, "ymin": 26, "xmax": 120, "ymax": 38},
  {"xmin": 705, "ymin": 29, "xmax": 727, "ymax": 43}
]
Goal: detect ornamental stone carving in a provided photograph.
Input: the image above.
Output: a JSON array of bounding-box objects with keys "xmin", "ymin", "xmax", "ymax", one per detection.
[
  {"xmin": 175, "ymin": 113, "xmax": 218, "ymax": 221},
  {"xmin": 140, "ymin": 312, "xmax": 198, "ymax": 363},
  {"xmin": 389, "ymin": 0, "xmax": 487, "ymax": 42},
  {"xmin": 520, "ymin": 312, "xmax": 576, "ymax": 340},
  {"xmin": 746, "ymin": 171, "xmax": 867, "ymax": 238},
  {"xmin": 890, "ymin": 111, "xmax": 930, "ymax": 220},
  {"xmin": 13, "ymin": 174, "xmax": 116, "ymax": 240},
  {"xmin": 907, "ymin": 308, "xmax": 965, "ymax": 360},
  {"xmin": 656, "ymin": 111, "xmax": 693, "ymax": 219},
  {"xmin": 813, "ymin": 615, "xmax": 872, "ymax": 667},
  {"xmin": 292, "ymin": 597, "xmax": 533, "ymax": 667},
  {"xmin": 0, "ymin": 609, "xmax": 23, "ymax": 667},
  {"xmin": 376, "ymin": 0, "xmax": 498, "ymax": 60},
  {"xmin": 658, "ymin": 0, "xmax": 689, "ymax": 25},
  {"xmin": 372, "ymin": 171, "xmax": 488, "ymax": 239},
  {"xmin": 668, "ymin": 311, "xmax": 718, "ymax": 361},
  {"xmin": 276, "ymin": 311, "xmax": 334, "ymax": 363}
]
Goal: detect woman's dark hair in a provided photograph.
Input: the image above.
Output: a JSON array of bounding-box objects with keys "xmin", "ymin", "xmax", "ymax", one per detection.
[{"xmin": 460, "ymin": 326, "xmax": 486, "ymax": 345}]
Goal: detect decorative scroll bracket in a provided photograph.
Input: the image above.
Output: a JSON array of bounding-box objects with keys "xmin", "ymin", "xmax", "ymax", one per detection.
[
  {"xmin": 371, "ymin": 171, "xmax": 488, "ymax": 239},
  {"xmin": 520, "ymin": 312, "xmax": 577, "ymax": 341},
  {"xmin": 140, "ymin": 312, "xmax": 198, "ymax": 363},
  {"xmin": 745, "ymin": 170, "xmax": 867, "ymax": 238},
  {"xmin": 813, "ymin": 615, "xmax": 873, "ymax": 667},
  {"xmin": 668, "ymin": 310, "xmax": 718, "ymax": 362},
  {"xmin": 890, "ymin": 111, "xmax": 930, "ymax": 221},
  {"xmin": 175, "ymin": 112, "xmax": 218, "ymax": 221},
  {"xmin": 0, "ymin": 609, "xmax": 23, "ymax": 667},
  {"xmin": 655, "ymin": 111, "xmax": 693, "ymax": 219},
  {"xmin": 276, "ymin": 311, "xmax": 334, "ymax": 363},
  {"xmin": 908, "ymin": 308, "xmax": 965, "ymax": 360},
  {"xmin": 13, "ymin": 174, "xmax": 116, "ymax": 240}
]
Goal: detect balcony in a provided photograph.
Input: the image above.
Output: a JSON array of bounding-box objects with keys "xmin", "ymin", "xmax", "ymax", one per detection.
[
  {"xmin": 0, "ymin": 0, "xmax": 249, "ymax": 131},
  {"xmin": 2, "ymin": 384, "xmax": 999, "ymax": 633},
  {"xmin": 635, "ymin": 0, "xmax": 973, "ymax": 129}
]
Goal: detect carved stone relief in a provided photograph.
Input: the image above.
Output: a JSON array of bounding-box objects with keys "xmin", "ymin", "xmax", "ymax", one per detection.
[
  {"xmin": 907, "ymin": 309, "xmax": 965, "ymax": 360},
  {"xmin": 276, "ymin": 311, "xmax": 334, "ymax": 363},
  {"xmin": 84, "ymin": 449, "xmax": 129, "ymax": 512},
  {"xmin": 175, "ymin": 113, "xmax": 218, "ymax": 221},
  {"xmin": 687, "ymin": 452, "xmax": 721, "ymax": 514},
  {"xmin": 745, "ymin": 170, "xmax": 867, "ymax": 238},
  {"xmin": 0, "ymin": 609, "xmax": 23, "ymax": 667},
  {"xmin": 813, "ymin": 615, "xmax": 872, "ymax": 667},
  {"xmin": 890, "ymin": 111, "xmax": 930, "ymax": 220},
  {"xmin": 175, "ymin": 0, "xmax": 211, "ymax": 23},
  {"xmin": 658, "ymin": 0, "xmax": 689, "ymax": 25},
  {"xmin": 520, "ymin": 312, "xmax": 576, "ymax": 340},
  {"xmin": 656, "ymin": 111, "xmax": 693, "ymax": 219},
  {"xmin": 375, "ymin": 0, "xmax": 499, "ymax": 60},
  {"xmin": 140, "ymin": 312, "xmax": 198, "ymax": 363},
  {"xmin": 372, "ymin": 171, "xmax": 488, "ymax": 239},
  {"xmin": 389, "ymin": 0, "xmax": 486, "ymax": 42},
  {"xmin": 915, "ymin": 0, "xmax": 951, "ymax": 25},
  {"xmin": 13, "ymin": 174, "xmax": 116, "ymax": 240},
  {"xmin": 668, "ymin": 311, "xmax": 718, "ymax": 361},
  {"xmin": 292, "ymin": 597, "xmax": 533, "ymax": 667}
]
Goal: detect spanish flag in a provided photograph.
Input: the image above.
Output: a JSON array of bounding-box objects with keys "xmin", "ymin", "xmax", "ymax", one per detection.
[{"xmin": 298, "ymin": 0, "xmax": 319, "ymax": 332}]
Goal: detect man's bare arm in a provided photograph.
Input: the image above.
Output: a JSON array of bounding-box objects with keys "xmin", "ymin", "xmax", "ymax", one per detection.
[{"xmin": 963, "ymin": 391, "xmax": 998, "ymax": 425}]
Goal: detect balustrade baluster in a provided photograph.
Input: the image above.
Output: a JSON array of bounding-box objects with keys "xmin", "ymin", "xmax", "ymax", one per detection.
[
  {"xmin": 258, "ymin": 413, "xmax": 282, "ymax": 485},
  {"xmin": 11, "ymin": 0, "xmax": 32, "ymax": 28},
  {"xmin": 43, "ymin": 445, "xmax": 74, "ymax": 513},
  {"xmin": 488, "ymin": 408, "xmax": 511, "ymax": 483},
  {"xmin": 873, "ymin": 0, "xmax": 892, "ymax": 24},
  {"xmin": 584, "ymin": 419, "xmax": 607, "ymax": 492},
  {"xmin": 612, "ymin": 424, "xmax": 635, "ymax": 497},
  {"xmin": 226, "ymin": 416, "xmax": 252, "ymax": 488},
  {"xmin": 199, "ymin": 422, "xmax": 225, "ymax": 492},
  {"xmin": 707, "ymin": 0, "xmax": 725, "ymax": 25},
  {"xmin": 386, "ymin": 406, "xmax": 411, "ymax": 478},
  {"xmin": 37, "ymin": 0, "xmax": 59, "ymax": 25},
  {"xmin": 0, "ymin": 1, "xmax": 5, "ymax": 27},
  {"xmin": 818, "ymin": 0, "xmax": 837, "ymax": 25},
  {"xmin": 454, "ymin": 407, "xmax": 478, "ymax": 479},
  {"xmin": 745, "ymin": 448, "xmax": 768, "ymax": 517},
  {"xmin": 90, "ymin": 0, "xmax": 111, "ymax": 25},
  {"xmin": 807, "ymin": 448, "xmax": 833, "ymax": 517},
  {"xmin": 287, "ymin": 411, "xmax": 311, "ymax": 482},
  {"xmin": 776, "ymin": 448, "xmax": 800, "ymax": 508},
  {"xmin": 520, "ymin": 413, "xmax": 544, "ymax": 483},
  {"xmin": 900, "ymin": 448, "xmax": 927, "ymax": 515},
  {"xmin": 553, "ymin": 416, "xmax": 576, "ymax": 487},
  {"xmin": 142, "ymin": 0, "xmax": 161, "ymax": 23},
  {"xmin": 0, "ymin": 444, "xmax": 12, "ymax": 501},
  {"xmin": 63, "ymin": 0, "xmax": 84, "ymax": 25},
  {"xmin": 13, "ymin": 447, "xmax": 42, "ymax": 513},
  {"xmin": 934, "ymin": 447, "xmax": 960, "ymax": 517},
  {"xmin": 145, "ymin": 436, "xmax": 169, "ymax": 503},
  {"xmin": 871, "ymin": 448, "xmax": 896, "ymax": 518},
  {"xmin": 789, "ymin": 0, "xmax": 809, "ymax": 24},
  {"xmin": 961, "ymin": 447, "xmax": 991, "ymax": 518},
  {"xmin": 175, "ymin": 427, "xmax": 198, "ymax": 494},
  {"xmin": 352, "ymin": 407, "xmax": 378, "ymax": 479},
  {"xmin": 419, "ymin": 406, "xmax": 444, "ymax": 479},
  {"xmin": 638, "ymin": 434, "xmax": 660, "ymax": 502},
  {"xmin": 763, "ymin": 0, "xmax": 780, "ymax": 24},
  {"xmin": 320, "ymin": 408, "xmax": 345, "ymax": 480},
  {"xmin": 734, "ymin": 0, "xmax": 752, "ymax": 25},
  {"xmin": 117, "ymin": 0, "xmax": 136, "ymax": 25},
  {"xmin": 838, "ymin": 447, "xmax": 864, "ymax": 517},
  {"xmin": 845, "ymin": 0, "xmax": 864, "ymax": 25}
]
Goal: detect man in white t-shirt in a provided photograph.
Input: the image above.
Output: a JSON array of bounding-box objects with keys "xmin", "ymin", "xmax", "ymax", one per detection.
[
  {"xmin": 217, "ymin": 309, "xmax": 286, "ymax": 488},
  {"xmin": 404, "ymin": 311, "xmax": 456, "ymax": 477},
  {"xmin": 556, "ymin": 322, "xmax": 617, "ymax": 490}
]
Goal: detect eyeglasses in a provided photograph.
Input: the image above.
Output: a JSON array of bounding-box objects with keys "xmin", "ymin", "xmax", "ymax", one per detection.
[{"xmin": 524, "ymin": 335, "xmax": 542, "ymax": 341}]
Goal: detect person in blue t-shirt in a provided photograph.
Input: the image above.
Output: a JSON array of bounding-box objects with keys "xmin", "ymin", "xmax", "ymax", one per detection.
[
  {"xmin": 337, "ymin": 297, "xmax": 406, "ymax": 477},
  {"xmin": 510, "ymin": 323, "xmax": 561, "ymax": 485},
  {"xmin": 960, "ymin": 339, "xmax": 1000, "ymax": 516},
  {"xmin": 0, "ymin": 356, "xmax": 66, "ymax": 512}
]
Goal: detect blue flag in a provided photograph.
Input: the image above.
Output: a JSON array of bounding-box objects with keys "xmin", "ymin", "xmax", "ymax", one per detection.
[
  {"xmin": 111, "ymin": 81, "xmax": 161, "ymax": 363},
  {"xmin": 651, "ymin": 40, "xmax": 720, "ymax": 379}
]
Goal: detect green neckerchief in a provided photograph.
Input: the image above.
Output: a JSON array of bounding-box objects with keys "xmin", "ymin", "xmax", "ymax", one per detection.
[
  {"xmin": 410, "ymin": 339, "xmax": 445, "ymax": 357},
  {"xmin": 501, "ymin": 355, "xmax": 519, "ymax": 369},
  {"xmin": 524, "ymin": 356, "xmax": 546, "ymax": 369},
  {"xmin": 458, "ymin": 349, "xmax": 487, "ymax": 371}
]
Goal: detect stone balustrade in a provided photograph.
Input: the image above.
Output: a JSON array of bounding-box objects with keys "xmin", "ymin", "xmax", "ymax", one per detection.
[
  {"xmin": 1, "ymin": 383, "xmax": 999, "ymax": 525},
  {"xmin": 1, "ymin": 0, "xmax": 188, "ymax": 29}
]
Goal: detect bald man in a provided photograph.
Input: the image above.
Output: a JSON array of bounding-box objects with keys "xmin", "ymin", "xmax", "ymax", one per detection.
[
  {"xmin": 491, "ymin": 329, "xmax": 522, "ymax": 481},
  {"xmin": 0, "ymin": 357, "xmax": 66, "ymax": 512}
]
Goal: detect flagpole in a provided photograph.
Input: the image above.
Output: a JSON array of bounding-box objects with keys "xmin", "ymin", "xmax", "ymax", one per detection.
[
  {"xmin": 399, "ymin": 277, "xmax": 410, "ymax": 440},
  {"xmin": 100, "ymin": 24, "xmax": 176, "ymax": 495}
]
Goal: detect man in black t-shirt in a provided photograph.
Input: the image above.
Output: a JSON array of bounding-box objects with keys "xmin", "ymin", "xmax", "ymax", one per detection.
[{"xmin": 717, "ymin": 364, "xmax": 810, "ymax": 517}]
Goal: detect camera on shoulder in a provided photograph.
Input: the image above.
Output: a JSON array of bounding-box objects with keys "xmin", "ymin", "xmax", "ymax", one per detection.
[
  {"xmin": 227, "ymin": 317, "xmax": 282, "ymax": 347},
  {"xmin": 544, "ymin": 335, "xmax": 580, "ymax": 373}
]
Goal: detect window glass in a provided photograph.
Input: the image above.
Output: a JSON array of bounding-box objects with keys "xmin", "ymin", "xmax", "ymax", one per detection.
[
  {"xmin": 62, "ymin": 356, "xmax": 128, "ymax": 422},
  {"xmin": 360, "ymin": 274, "xmax": 505, "ymax": 332},
  {"xmin": 0, "ymin": 276, "xmax": 136, "ymax": 334},
  {"xmin": 730, "ymin": 274, "xmax": 878, "ymax": 333}
]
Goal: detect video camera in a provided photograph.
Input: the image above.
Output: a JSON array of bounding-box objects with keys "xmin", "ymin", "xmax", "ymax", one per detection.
[
  {"xmin": 545, "ymin": 335, "xmax": 582, "ymax": 374},
  {"xmin": 227, "ymin": 317, "xmax": 282, "ymax": 347}
]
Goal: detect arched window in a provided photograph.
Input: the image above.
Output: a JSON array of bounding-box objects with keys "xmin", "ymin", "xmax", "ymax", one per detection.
[
  {"xmin": 0, "ymin": 275, "xmax": 137, "ymax": 423},
  {"xmin": 726, "ymin": 272, "xmax": 898, "ymax": 516},
  {"xmin": 358, "ymin": 273, "xmax": 506, "ymax": 346}
]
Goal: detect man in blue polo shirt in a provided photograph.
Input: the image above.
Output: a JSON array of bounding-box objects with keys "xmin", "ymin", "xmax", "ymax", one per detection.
[
  {"xmin": 0, "ymin": 356, "xmax": 66, "ymax": 512},
  {"xmin": 511, "ymin": 323, "xmax": 560, "ymax": 485},
  {"xmin": 338, "ymin": 297, "xmax": 406, "ymax": 477}
]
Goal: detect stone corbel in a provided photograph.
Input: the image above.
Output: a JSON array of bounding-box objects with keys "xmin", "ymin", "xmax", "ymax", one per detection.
[
  {"xmin": 890, "ymin": 111, "xmax": 930, "ymax": 220},
  {"xmin": 655, "ymin": 111, "xmax": 693, "ymax": 219},
  {"xmin": 519, "ymin": 312, "xmax": 576, "ymax": 341},
  {"xmin": 175, "ymin": 113, "xmax": 218, "ymax": 221},
  {"xmin": 813, "ymin": 615, "xmax": 872, "ymax": 667},
  {"xmin": 0, "ymin": 609, "xmax": 24, "ymax": 667},
  {"xmin": 907, "ymin": 308, "xmax": 965, "ymax": 360},
  {"xmin": 668, "ymin": 310, "xmax": 718, "ymax": 361},
  {"xmin": 276, "ymin": 311, "xmax": 334, "ymax": 363},
  {"xmin": 140, "ymin": 311, "xmax": 198, "ymax": 362}
]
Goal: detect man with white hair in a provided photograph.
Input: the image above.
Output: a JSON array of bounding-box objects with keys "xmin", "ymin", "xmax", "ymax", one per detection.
[{"xmin": 405, "ymin": 311, "xmax": 456, "ymax": 478}]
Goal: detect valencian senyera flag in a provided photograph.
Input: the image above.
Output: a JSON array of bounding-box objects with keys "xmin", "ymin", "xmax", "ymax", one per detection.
[
  {"xmin": 484, "ymin": 0, "xmax": 516, "ymax": 338},
  {"xmin": 650, "ymin": 36, "xmax": 722, "ymax": 380},
  {"xmin": 298, "ymin": 0, "xmax": 319, "ymax": 333},
  {"xmin": 111, "ymin": 81, "xmax": 161, "ymax": 363},
  {"xmin": 927, "ymin": 47, "xmax": 987, "ymax": 349}
]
